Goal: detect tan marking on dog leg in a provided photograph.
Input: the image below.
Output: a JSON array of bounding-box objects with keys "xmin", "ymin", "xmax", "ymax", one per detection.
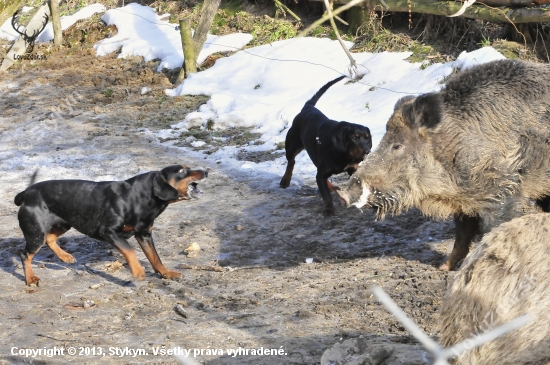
[
  {"xmin": 122, "ymin": 225, "xmax": 135, "ymax": 232},
  {"xmin": 280, "ymin": 160, "xmax": 295, "ymax": 188},
  {"xmin": 118, "ymin": 247, "xmax": 145, "ymax": 280},
  {"xmin": 135, "ymin": 236, "xmax": 182, "ymax": 280},
  {"xmin": 45, "ymin": 229, "xmax": 75, "ymax": 264},
  {"xmin": 327, "ymin": 180, "xmax": 340, "ymax": 192},
  {"xmin": 23, "ymin": 253, "xmax": 40, "ymax": 286}
]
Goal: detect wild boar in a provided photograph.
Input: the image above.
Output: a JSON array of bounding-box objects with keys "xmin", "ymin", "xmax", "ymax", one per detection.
[
  {"xmin": 439, "ymin": 213, "xmax": 550, "ymax": 364},
  {"xmin": 337, "ymin": 59, "xmax": 550, "ymax": 270}
]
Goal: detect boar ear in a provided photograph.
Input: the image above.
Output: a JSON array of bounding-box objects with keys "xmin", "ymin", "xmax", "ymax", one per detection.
[
  {"xmin": 394, "ymin": 95, "xmax": 416, "ymax": 111},
  {"xmin": 411, "ymin": 93, "xmax": 443, "ymax": 129}
]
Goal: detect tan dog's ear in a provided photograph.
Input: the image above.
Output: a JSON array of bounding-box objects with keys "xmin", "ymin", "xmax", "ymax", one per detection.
[{"xmin": 153, "ymin": 174, "xmax": 179, "ymax": 201}]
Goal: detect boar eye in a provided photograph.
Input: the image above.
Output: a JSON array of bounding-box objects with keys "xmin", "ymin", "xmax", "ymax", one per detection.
[{"xmin": 392, "ymin": 144, "xmax": 403, "ymax": 151}]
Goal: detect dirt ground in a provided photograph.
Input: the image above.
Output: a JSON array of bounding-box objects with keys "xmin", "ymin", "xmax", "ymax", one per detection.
[{"xmin": 0, "ymin": 43, "xmax": 455, "ymax": 365}]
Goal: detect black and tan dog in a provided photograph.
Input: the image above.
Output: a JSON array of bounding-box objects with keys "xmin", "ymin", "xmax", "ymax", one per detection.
[
  {"xmin": 14, "ymin": 165, "xmax": 207, "ymax": 286},
  {"xmin": 280, "ymin": 76, "xmax": 372, "ymax": 216}
]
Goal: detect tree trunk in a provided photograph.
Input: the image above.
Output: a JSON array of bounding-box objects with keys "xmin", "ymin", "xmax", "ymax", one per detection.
[
  {"xmin": 373, "ymin": 0, "xmax": 550, "ymax": 23},
  {"xmin": 470, "ymin": 0, "xmax": 550, "ymax": 6},
  {"xmin": 177, "ymin": 17, "xmax": 196, "ymax": 83},
  {"xmin": 311, "ymin": 0, "xmax": 550, "ymax": 23},
  {"xmin": 0, "ymin": 0, "xmax": 26, "ymax": 28},
  {"xmin": 192, "ymin": 0, "xmax": 222, "ymax": 57},
  {"xmin": 49, "ymin": 0, "xmax": 62, "ymax": 46}
]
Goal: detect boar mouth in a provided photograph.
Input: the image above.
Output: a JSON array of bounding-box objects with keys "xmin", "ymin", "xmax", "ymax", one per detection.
[
  {"xmin": 337, "ymin": 185, "xmax": 402, "ymax": 219},
  {"xmin": 369, "ymin": 189, "xmax": 402, "ymax": 218},
  {"xmin": 337, "ymin": 185, "xmax": 372, "ymax": 209}
]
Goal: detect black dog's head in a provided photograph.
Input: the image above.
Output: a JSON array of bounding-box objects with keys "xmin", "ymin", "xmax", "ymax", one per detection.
[
  {"xmin": 153, "ymin": 165, "xmax": 208, "ymax": 202},
  {"xmin": 332, "ymin": 123, "xmax": 372, "ymax": 161}
]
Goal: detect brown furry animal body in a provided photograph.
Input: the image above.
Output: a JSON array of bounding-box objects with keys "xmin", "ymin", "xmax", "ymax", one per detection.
[
  {"xmin": 337, "ymin": 59, "xmax": 550, "ymax": 269},
  {"xmin": 439, "ymin": 213, "xmax": 550, "ymax": 365}
]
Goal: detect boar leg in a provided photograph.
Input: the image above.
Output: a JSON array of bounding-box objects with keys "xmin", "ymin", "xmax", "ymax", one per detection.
[
  {"xmin": 536, "ymin": 196, "xmax": 550, "ymax": 212},
  {"xmin": 440, "ymin": 214, "xmax": 480, "ymax": 271},
  {"xmin": 317, "ymin": 173, "xmax": 335, "ymax": 216}
]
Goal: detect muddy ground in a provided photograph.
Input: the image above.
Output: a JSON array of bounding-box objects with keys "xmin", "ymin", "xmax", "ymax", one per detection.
[{"xmin": 0, "ymin": 43, "xmax": 455, "ymax": 365}]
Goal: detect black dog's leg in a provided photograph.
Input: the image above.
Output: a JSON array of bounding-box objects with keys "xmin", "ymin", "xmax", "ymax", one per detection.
[
  {"xmin": 20, "ymin": 239, "xmax": 44, "ymax": 286},
  {"xmin": 316, "ymin": 173, "xmax": 335, "ymax": 216},
  {"xmin": 44, "ymin": 224, "xmax": 75, "ymax": 264},
  {"xmin": 280, "ymin": 127, "xmax": 303, "ymax": 189},
  {"xmin": 18, "ymin": 206, "xmax": 46, "ymax": 286},
  {"xmin": 102, "ymin": 230, "xmax": 146, "ymax": 280},
  {"xmin": 135, "ymin": 232, "xmax": 182, "ymax": 280}
]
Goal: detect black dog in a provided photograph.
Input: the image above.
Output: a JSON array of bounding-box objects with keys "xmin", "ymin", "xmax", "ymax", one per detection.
[
  {"xmin": 14, "ymin": 165, "xmax": 207, "ymax": 286},
  {"xmin": 280, "ymin": 76, "xmax": 372, "ymax": 216}
]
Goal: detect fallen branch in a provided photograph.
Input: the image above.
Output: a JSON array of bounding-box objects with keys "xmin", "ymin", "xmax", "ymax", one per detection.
[
  {"xmin": 323, "ymin": 0, "xmax": 357, "ymax": 76},
  {"xmin": 456, "ymin": 0, "xmax": 550, "ymax": 6},
  {"xmin": 298, "ymin": 0, "xmax": 366, "ymax": 37},
  {"xmin": 274, "ymin": 0, "xmax": 301, "ymax": 21},
  {"xmin": 307, "ymin": 0, "xmax": 550, "ymax": 23},
  {"xmin": 177, "ymin": 264, "xmax": 223, "ymax": 272}
]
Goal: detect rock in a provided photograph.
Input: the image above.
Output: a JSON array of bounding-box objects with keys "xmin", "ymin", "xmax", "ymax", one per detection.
[
  {"xmin": 105, "ymin": 260, "xmax": 124, "ymax": 272},
  {"xmin": 321, "ymin": 337, "xmax": 393, "ymax": 365},
  {"xmin": 184, "ymin": 242, "xmax": 201, "ymax": 258},
  {"xmin": 321, "ymin": 336, "xmax": 432, "ymax": 365},
  {"xmin": 295, "ymin": 310, "xmax": 314, "ymax": 318},
  {"xmin": 175, "ymin": 304, "xmax": 188, "ymax": 318}
]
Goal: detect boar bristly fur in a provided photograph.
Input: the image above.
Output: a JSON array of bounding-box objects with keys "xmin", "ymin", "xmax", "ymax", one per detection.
[
  {"xmin": 439, "ymin": 213, "xmax": 550, "ymax": 365},
  {"xmin": 338, "ymin": 59, "xmax": 550, "ymax": 270}
]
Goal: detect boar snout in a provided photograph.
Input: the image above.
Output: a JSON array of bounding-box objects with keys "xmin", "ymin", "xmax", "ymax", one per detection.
[
  {"xmin": 337, "ymin": 176, "xmax": 371, "ymax": 209},
  {"xmin": 337, "ymin": 190, "xmax": 350, "ymax": 208}
]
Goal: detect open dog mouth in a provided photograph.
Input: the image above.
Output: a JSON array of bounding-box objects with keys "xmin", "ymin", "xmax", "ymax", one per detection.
[
  {"xmin": 188, "ymin": 182, "xmax": 203, "ymax": 199},
  {"xmin": 173, "ymin": 182, "xmax": 204, "ymax": 202}
]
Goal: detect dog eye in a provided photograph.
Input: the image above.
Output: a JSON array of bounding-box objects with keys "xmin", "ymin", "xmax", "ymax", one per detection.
[{"xmin": 178, "ymin": 168, "xmax": 187, "ymax": 174}]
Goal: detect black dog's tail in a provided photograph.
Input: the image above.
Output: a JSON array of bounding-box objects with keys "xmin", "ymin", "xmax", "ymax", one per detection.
[
  {"xmin": 14, "ymin": 170, "xmax": 38, "ymax": 206},
  {"xmin": 304, "ymin": 76, "xmax": 346, "ymax": 108}
]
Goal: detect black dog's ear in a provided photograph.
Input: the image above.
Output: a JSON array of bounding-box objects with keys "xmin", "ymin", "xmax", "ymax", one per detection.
[
  {"xmin": 153, "ymin": 173, "xmax": 179, "ymax": 201},
  {"xmin": 331, "ymin": 126, "xmax": 349, "ymax": 153}
]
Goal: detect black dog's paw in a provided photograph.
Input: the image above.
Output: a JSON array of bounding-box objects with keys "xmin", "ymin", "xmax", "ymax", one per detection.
[{"xmin": 323, "ymin": 206, "xmax": 335, "ymax": 216}]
